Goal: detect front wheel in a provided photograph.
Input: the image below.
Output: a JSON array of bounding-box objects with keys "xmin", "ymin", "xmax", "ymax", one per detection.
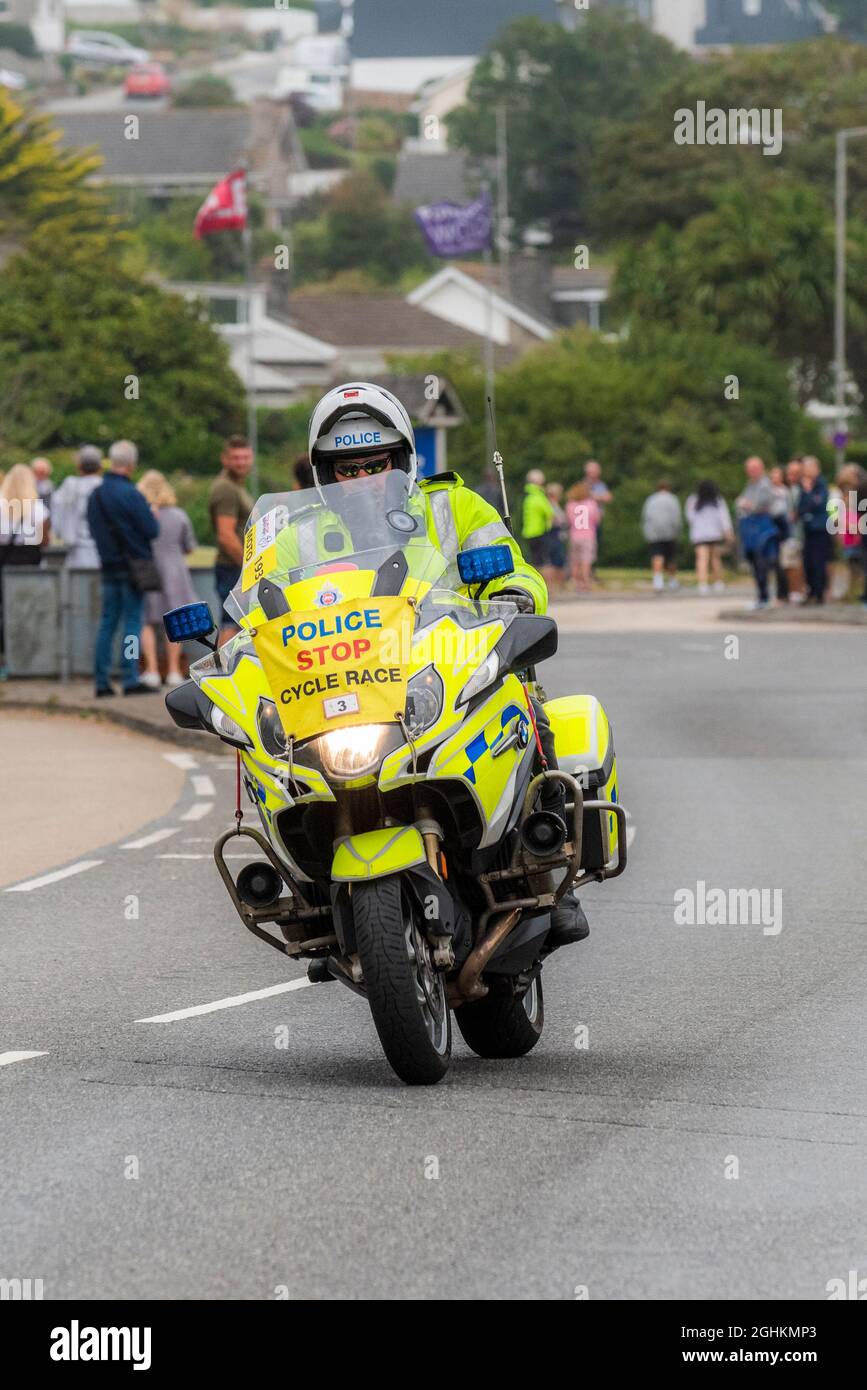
[
  {"xmin": 455, "ymin": 974, "xmax": 544, "ymax": 1059},
  {"xmin": 353, "ymin": 878, "xmax": 451, "ymax": 1085}
]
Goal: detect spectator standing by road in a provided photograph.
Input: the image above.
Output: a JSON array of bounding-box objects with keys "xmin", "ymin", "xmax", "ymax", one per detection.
[
  {"xmin": 768, "ymin": 465, "xmax": 794, "ymax": 604},
  {"xmin": 798, "ymin": 456, "xmax": 832, "ymax": 606},
  {"xmin": 136, "ymin": 470, "xmax": 198, "ymax": 690},
  {"xmin": 641, "ymin": 480, "xmax": 682, "ymax": 592},
  {"xmin": 583, "ymin": 459, "xmax": 613, "ymax": 563},
  {"xmin": 782, "ymin": 460, "xmax": 805, "ymax": 603},
  {"xmin": 566, "ymin": 481, "xmax": 601, "ymax": 592},
  {"xmin": 685, "ymin": 480, "xmax": 733, "ymax": 594},
  {"xmin": 521, "ymin": 469, "xmax": 555, "ymax": 574},
  {"xmin": 52, "ymin": 445, "xmax": 103, "ymax": 570},
  {"xmin": 0, "ymin": 464, "xmax": 49, "ymax": 679},
  {"xmin": 87, "ymin": 440, "xmax": 159, "ymax": 697},
  {"xmin": 546, "ymin": 482, "xmax": 569, "ymax": 589},
  {"xmin": 31, "ymin": 457, "xmax": 54, "ymax": 514},
  {"xmin": 736, "ymin": 456, "xmax": 778, "ymax": 611},
  {"xmin": 208, "ymin": 435, "xmax": 254, "ymax": 642}
]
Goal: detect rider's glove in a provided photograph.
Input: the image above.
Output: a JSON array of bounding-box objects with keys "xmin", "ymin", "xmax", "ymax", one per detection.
[{"xmin": 489, "ymin": 587, "xmax": 536, "ymax": 614}]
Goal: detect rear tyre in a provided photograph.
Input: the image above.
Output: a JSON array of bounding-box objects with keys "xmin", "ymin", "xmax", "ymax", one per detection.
[
  {"xmin": 353, "ymin": 878, "xmax": 451, "ymax": 1085},
  {"xmin": 456, "ymin": 974, "xmax": 544, "ymax": 1059}
]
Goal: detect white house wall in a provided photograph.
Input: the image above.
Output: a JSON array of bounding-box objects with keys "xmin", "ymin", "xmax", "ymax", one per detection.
[{"xmin": 414, "ymin": 281, "xmax": 513, "ymax": 346}]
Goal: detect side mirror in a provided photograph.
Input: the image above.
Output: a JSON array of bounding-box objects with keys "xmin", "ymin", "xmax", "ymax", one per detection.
[
  {"xmin": 457, "ymin": 545, "xmax": 515, "ymax": 587},
  {"xmin": 163, "ymin": 602, "xmax": 216, "ymax": 646}
]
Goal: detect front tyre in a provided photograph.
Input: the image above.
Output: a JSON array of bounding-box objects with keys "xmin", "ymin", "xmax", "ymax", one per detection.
[
  {"xmin": 353, "ymin": 878, "xmax": 451, "ymax": 1085},
  {"xmin": 456, "ymin": 974, "xmax": 544, "ymax": 1059}
]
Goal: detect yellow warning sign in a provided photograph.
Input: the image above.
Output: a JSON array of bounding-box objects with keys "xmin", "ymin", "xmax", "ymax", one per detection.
[{"xmin": 251, "ymin": 595, "xmax": 414, "ymax": 741}]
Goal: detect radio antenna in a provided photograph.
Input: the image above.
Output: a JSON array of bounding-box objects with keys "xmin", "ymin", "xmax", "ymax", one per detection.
[{"xmin": 487, "ymin": 394, "xmax": 512, "ymax": 535}]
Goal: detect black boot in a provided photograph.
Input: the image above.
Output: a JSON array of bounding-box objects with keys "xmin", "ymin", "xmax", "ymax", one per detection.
[{"xmin": 545, "ymin": 889, "xmax": 590, "ymax": 951}]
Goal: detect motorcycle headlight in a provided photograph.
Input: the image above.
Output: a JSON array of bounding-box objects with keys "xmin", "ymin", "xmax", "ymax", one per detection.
[
  {"xmin": 404, "ymin": 666, "xmax": 444, "ymax": 737},
  {"xmin": 458, "ymin": 650, "xmax": 500, "ymax": 705},
  {"xmin": 257, "ymin": 698, "xmax": 289, "ymax": 758},
  {"xmin": 210, "ymin": 703, "xmax": 253, "ymax": 749},
  {"xmin": 318, "ymin": 724, "xmax": 388, "ymax": 779}
]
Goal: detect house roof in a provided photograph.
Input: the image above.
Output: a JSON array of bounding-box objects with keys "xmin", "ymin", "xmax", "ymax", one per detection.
[
  {"xmin": 697, "ymin": 0, "xmax": 828, "ymax": 45},
  {"xmin": 551, "ymin": 265, "xmax": 613, "ymax": 294},
  {"xmin": 409, "ymin": 263, "xmax": 557, "ymax": 338},
  {"xmin": 50, "ymin": 109, "xmax": 261, "ymax": 184},
  {"xmin": 350, "ymin": 0, "xmax": 560, "ymax": 59},
  {"xmin": 367, "ymin": 373, "xmax": 465, "ymax": 425},
  {"xmin": 283, "ymin": 293, "xmax": 519, "ymax": 363}
]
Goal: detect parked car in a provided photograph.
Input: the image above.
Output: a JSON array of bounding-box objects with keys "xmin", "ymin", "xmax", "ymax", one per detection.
[
  {"xmin": 124, "ymin": 62, "xmax": 171, "ymax": 100},
  {"xmin": 66, "ymin": 31, "xmax": 149, "ymax": 67},
  {"xmin": 0, "ymin": 68, "xmax": 27, "ymax": 91}
]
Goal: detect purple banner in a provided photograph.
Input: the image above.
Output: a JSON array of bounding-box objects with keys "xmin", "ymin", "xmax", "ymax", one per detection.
[{"xmin": 414, "ymin": 190, "xmax": 493, "ymax": 258}]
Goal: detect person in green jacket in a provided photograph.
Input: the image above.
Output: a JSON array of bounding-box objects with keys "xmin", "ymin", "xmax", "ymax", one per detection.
[
  {"xmin": 521, "ymin": 468, "xmax": 555, "ymax": 571},
  {"xmin": 279, "ymin": 382, "xmax": 588, "ymax": 952}
]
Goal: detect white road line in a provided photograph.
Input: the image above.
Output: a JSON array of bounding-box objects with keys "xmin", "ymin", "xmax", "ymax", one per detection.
[
  {"xmin": 626, "ymin": 825, "xmax": 637, "ymax": 847},
  {"xmin": 163, "ymin": 752, "xmax": 199, "ymax": 771},
  {"xmin": 137, "ymin": 978, "xmax": 311, "ymax": 1023},
  {"xmin": 192, "ymin": 775, "xmax": 216, "ymax": 798},
  {"xmin": 121, "ymin": 827, "xmax": 179, "ymax": 850},
  {"xmin": 181, "ymin": 802, "xmax": 213, "ymax": 822},
  {"xmin": 0, "ymin": 1051, "xmax": 48, "ymax": 1067},
  {"xmin": 5, "ymin": 861, "xmax": 103, "ymax": 893}
]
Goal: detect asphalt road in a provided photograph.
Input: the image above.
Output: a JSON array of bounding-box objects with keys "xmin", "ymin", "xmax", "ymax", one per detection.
[{"xmin": 2, "ymin": 630, "xmax": 866, "ymax": 1300}]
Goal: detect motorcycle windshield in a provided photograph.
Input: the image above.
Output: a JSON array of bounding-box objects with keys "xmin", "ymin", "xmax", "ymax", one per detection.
[
  {"xmin": 190, "ymin": 471, "xmax": 521, "ymax": 743},
  {"xmin": 226, "ymin": 472, "xmax": 448, "ymax": 625}
]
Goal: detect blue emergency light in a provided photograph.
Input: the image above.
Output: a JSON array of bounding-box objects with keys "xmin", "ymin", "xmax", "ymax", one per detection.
[
  {"xmin": 457, "ymin": 545, "xmax": 515, "ymax": 587},
  {"xmin": 163, "ymin": 602, "xmax": 216, "ymax": 645}
]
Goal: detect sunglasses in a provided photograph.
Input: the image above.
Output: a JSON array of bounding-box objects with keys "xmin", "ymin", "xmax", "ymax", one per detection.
[{"xmin": 333, "ymin": 455, "xmax": 392, "ymax": 480}]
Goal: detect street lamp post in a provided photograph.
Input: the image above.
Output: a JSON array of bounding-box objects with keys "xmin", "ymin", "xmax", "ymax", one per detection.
[{"xmin": 834, "ymin": 126, "xmax": 867, "ymax": 468}]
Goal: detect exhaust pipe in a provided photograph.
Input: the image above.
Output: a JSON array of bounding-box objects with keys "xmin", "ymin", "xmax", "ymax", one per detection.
[
  {"xmin": 520, "ymin": 810, "xmax": 567, "ymax": 858},
  {"xmin": 236, "ymin": 861, "xmax": 283, "ymax": 910}
]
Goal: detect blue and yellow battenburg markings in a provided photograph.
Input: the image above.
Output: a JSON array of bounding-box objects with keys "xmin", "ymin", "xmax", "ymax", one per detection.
[{"xmin": 462, "ymin": 704, "xmax": 528, "ymax": 784}]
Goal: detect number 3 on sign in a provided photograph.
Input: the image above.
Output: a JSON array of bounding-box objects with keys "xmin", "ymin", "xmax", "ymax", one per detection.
[{"xmin": 324, "ymin": 693, "xmax": 359, "ymax": 719}]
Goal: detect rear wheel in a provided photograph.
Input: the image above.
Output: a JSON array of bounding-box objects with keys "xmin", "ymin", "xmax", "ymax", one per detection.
[
  {"xmin": 455, "ymin": 974, "xmax": 544, "ymax": 1059},
  {"xmin": 353, "ymin": 878, "xmax": 451, "ymax": 1085}
]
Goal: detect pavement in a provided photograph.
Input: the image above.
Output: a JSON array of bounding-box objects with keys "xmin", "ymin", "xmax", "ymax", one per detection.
[
  {"xmin": 0, "ymin": 712, "xmax": 186, "ymax": 887},
  {"xmin": 1, "ymin": 622, "xmax": 865, "ymax": 1300}
]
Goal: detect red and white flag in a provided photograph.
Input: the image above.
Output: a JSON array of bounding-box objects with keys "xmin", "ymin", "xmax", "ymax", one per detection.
[{"xmin": 193, "ymin": 169, "xmax": 248, "ymax": 240}]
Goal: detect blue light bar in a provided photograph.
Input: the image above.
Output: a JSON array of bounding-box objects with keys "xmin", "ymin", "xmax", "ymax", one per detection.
[
  {"xmin": 163, "ymin": 602, "xmax": 216, "ymax": 644},
  {"xmin": 457, "ymin": 545, "xmax": 515, "ymax": 587}
]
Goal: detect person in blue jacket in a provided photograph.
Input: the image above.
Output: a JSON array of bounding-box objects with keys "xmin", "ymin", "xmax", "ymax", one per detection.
[
  {"xmin": 87, "ymin": 439, "xmax": 159, "ymax": 696},
  {"xmin": 797, "ymin": 456, "xmax": 831, "ymax": 605}
]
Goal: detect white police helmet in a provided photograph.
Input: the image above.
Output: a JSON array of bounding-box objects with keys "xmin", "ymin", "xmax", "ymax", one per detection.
[{"xmin": 308, "ymin": 382, "xmax": 417, "ymax": 486}]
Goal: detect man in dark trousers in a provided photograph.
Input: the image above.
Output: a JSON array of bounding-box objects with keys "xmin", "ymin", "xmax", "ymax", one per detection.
[
  {"xmin": 798, "ymin": 456, "xmax": 831, "ymax": 605},
  {"xmin": 87, "ymin": 439, "xmax": 159, "ymax": 696}
]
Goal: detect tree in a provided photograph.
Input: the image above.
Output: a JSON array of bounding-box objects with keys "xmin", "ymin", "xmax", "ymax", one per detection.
[
  {"xmin": 0, "ymin": 91, "xmax": 243, "ymax": 468},
  {"xmin": 447, "ymin": 11, "xmax": 689, "ymax": 251},
  {"xmin": 613, "ymin": 181, "xmax": 867, "ymax": 406},
  {"xmin": 292, "ymin": 171, "xmax": 433, "ymax": 286},
  {"xmin": 173, "ymin": 75, "xmax": 237, "ymax": 108},
  {"xmin": 593, "ymin": 37, "xmax": 867, "ymax": 242}
]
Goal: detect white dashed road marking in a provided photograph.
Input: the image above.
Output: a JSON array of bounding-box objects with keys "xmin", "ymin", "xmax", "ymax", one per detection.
[
  {"xmin": 192, "ymin": 775, "xmax": 216, "ymax": 798},
  {"xmin": 181, "ymin": 803, "xmax": 214, "ymax": 823},
  {"xmin": 0, "ymin": 1051, "xmax": 48, "ymax": 1067},
  {"xmin": 162, "ymin": 752, "xmax": 199, "ymax": 771},
  {"xmin": 137, "ymin": 978, "xmax": 311, "ymax": 1023},
  {"xmin": 5, "ymin": 861, "xmax": 103, "ymax": 892},
  {"xmin": 121, "ymin": 827, "xmax": 180, "ymax": 850}
]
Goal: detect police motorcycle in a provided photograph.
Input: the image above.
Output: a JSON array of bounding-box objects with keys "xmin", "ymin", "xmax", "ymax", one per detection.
[{"xmin": 164, "ymin": 470, "xmax": 627, "ymax": 1085}]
